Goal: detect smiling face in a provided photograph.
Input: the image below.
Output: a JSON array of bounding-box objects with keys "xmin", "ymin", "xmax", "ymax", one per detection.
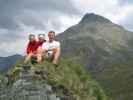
[
  {"xmin": 38, "ymin": 34, "xmax": 45, "ymax": 42},
  {"xmin": 48, "ymin": 31, "xmax": 55, "ymax": 42}
]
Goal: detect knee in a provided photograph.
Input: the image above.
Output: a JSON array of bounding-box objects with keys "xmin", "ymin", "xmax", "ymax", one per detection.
[
  {"xmin": 37, "ymin": 48, "xmax": 43, "ymax": 54},
  {"xmin": 27, "ymin": 53, "xmax": 33, "ymax": 57}
]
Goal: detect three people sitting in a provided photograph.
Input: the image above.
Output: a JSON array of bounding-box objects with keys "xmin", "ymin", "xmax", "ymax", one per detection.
[{"xmin": 24, "ymin": 31, "xmax": 61, "ymax": 65}]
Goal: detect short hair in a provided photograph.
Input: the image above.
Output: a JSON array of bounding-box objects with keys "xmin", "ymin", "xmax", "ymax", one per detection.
[
  {"xmin": 29, "ymin": 34, "xmax": 35, "ymax": 39},
  {"xmin": 29, "ymin": 34, "xmax": 35, "ymax": 40},
  {"xmin": 48, "ymin": 31, "xmax": 55, "ymax": 36}
]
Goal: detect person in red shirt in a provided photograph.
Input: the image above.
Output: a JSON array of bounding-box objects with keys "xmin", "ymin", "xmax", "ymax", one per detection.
[
  {"xmin": 24, "ymin": 34, "xmax": 37, "ymax": 63},
  {"xmin": 24, "ymin": 34, "xmax": 46, "ymax": 64}
]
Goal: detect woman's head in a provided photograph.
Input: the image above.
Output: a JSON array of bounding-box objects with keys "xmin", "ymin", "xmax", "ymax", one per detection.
[
  {"xmin": 38, "ymin": 34, "xmax": 45, "ymax": 42},
  {"xmin": 29, "ymin": 34, "xmax": 35, "ymax": 42}
]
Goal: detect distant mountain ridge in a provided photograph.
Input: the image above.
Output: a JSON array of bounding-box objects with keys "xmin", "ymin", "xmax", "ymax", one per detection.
[{"xmin": 0, "ymin": 54, "xmax": 23, "ymax": 71}]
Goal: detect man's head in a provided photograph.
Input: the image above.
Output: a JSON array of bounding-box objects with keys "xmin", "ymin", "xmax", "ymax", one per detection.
[
  {"xmin": 38, "ymin": 34, "xmax": 45, "ymax": 42},
  {"xmin": 29, "ymin": 34, "xmax": 35, "ymax": 42},
  {"xmin": 48, "ymin": 31, "xmax": 55, "ymax": 42}
]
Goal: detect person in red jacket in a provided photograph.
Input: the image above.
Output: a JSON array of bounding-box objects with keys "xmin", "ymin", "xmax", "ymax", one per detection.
[
  {"xmin": 24, "ymin": 34, "xmax": 46, "ymax": 64},
  {"xmin": 24, "ymin": 34, "xmax": 37, "ymax": 63}
]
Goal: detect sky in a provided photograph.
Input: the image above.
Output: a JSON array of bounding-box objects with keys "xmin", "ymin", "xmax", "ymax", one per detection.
[{"xmin": 0, "ymin": 0, "xmax": 133, "ymax": 56}]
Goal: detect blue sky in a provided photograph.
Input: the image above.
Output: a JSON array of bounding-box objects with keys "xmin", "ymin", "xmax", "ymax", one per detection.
[{"xmin": 0, "ymin": 0, "xmax": 133, "ymax": 56}]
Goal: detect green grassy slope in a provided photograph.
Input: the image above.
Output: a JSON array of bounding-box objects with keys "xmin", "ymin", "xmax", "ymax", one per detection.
[
  {"xmin": 5, "ymin": 58, "xmax": 108, "ymax": 100},
  {"xmin": 97, "ymin": 58, "xmax": 133, "ymax": 100}
]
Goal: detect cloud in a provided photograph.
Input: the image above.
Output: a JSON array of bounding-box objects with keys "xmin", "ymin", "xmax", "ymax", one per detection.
[
  {"xmin": 0, "ymin": 0, "xmax": 133, "ymax": 56},
  {"xmin": 72, "ymin": 0, "xmax": 121, "ymax": 22},
  {"xmin": 119, "ymin": 8, "xmax": 133, "ymax": 31},
  {"xmin": 72, "ymin": 0, "xmax": 133, "ymax": 31},
  {"xmin": 118, "ymin": 0, "xmax": 133, "ymax": 5},
  {"xmin": 0, "ymin": 0, "xmax": 80, "ymax": 30},
  {"xmin": 0, "ymin": 0, "xmax": 81, "ymax": 56}
]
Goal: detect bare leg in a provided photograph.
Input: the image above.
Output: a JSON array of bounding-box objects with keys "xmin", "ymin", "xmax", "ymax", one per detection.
[
  {"xmin": 52, "ymin": 48, "xmax": 60, "ymax": 64},
  {"xmin": 37, "ymin": 48, "xmax": 44, "ymax": 63},
  {"xmin": 24, "ymin": 53, "xmax": 33, "ymax": 64},
  {"xmin": 37, "ymin": 48, "xmax": 46, "ymax": 63}
]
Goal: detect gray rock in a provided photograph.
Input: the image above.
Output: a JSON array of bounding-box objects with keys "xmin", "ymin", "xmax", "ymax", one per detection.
[
  {"xmin": 0, "ymin": 65, "xmax": 60, "ymax": 100},
  {"xmin": 0, "ymin": 79, "xmax": 60, "ymax": 100}
]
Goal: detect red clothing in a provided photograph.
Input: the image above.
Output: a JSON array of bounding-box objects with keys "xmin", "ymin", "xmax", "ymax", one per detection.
[
  {"xmin": 36, "ymin": 40, "xmax": 44, "ymax": 48},
  {"xmin": 26, "ymin": 40, "xmax": 45, "ymax": 54},
  {"xmin": 26, "ymin": 40, "xmax": 38, "ymax": 54}
]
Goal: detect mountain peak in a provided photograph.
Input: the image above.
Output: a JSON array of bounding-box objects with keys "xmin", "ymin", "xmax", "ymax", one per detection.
[{"xmin": 79, "ymin": 13, "xmax": 111, "ymax": 24}]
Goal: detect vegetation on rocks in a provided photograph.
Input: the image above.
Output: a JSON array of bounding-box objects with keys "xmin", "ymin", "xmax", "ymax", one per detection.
[{"xmin": 0, "ymin": 58, "xmax": 107, "ymax": 100}]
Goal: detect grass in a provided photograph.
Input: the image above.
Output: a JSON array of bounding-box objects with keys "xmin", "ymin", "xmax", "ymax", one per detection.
[
  {"xmin": 6, "ymin": 58, "xmax": 108, "ymax": 100},
  {"xmin": 97, "ymin": 58, "xmax": 133, "ymax": 100}
]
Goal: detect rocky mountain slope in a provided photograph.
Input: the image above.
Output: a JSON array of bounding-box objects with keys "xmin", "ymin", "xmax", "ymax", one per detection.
[{"xmin": 57, "ymin": 13, "xmax": 133, "ymax": 100}]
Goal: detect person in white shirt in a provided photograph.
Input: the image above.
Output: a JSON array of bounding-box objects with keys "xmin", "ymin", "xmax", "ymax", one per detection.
[{"xmin": 37, "ymin": 31, "xmax": 61, "ymax": 65}]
